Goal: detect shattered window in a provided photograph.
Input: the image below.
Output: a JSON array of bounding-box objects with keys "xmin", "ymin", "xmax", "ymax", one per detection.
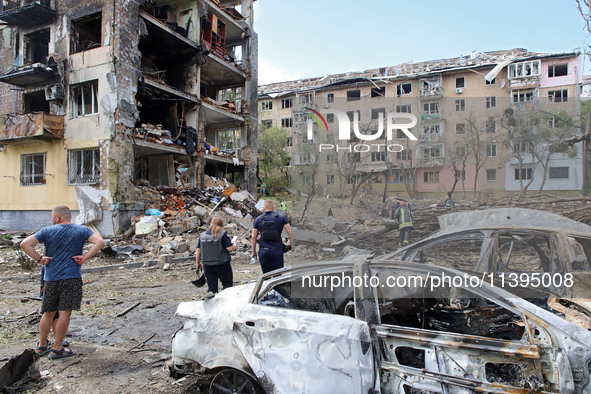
[
  {"xmin": 455, "ymin": 99, "xmax": 465, "ymax": 112},
  {"xmin": 260, "ymin": 100, "xmax": 272, "ymax": 111},
  {"xmin": 548, "ymin": 89, "xmax": 568, "ymax": 103},
  {"xmin": 259, "ymin": 272, "xmax": 356, "ymax": 316},
  {"xmin": 508, "ymin": 60, "xmax": 541, "ymax": 79},
  {"xmin": 455, "ymin": 123, "xmax": 465, "ymax": 135},
  {"xmin": 395, "ymin": 83, "xmax": 411, "ymax": 96},
  {"xmin": 455, "ymin": 77, "xmax": 465, "ymax": 88},
  {"xmin": 67, "ymin": 148, "xmax": 100, "ymax": 185},
  {"xmin": 566, "ymin": 237, "xmax": 591, "ymax": 271},
  {"xmin": 71, "ymin": 12, "xmax": 102, "ymax": 54},
  {"xmin": 410, "ymin": 236, "xmax": 485, "ymax": 271},
  {"xmin": 396, "ymin": 105, "xmax": 411, "ymax": 114},
  {"xmin": 347, "ymin": 89, "xmax": 360, "ymax": 101},
  {"xmin": 371, "ymin": 86, "xmax": 386, "ymax": 97},
  {"xmin": 496, "ymin": 232, "xmax": 552, "ymax": 273},
  {"xmin": 20, "ymin": 153, "xmax": 46, "ymax": 186},
  {"xmin": 372, "ymin": 266, "xmax": 525, "ymax": 340},
  {"xmin": 548, "ymin": 64, "xmax": 568, "ymax": 78},
  {"xmin": 24, "ymin": 29, "xmax": 50, "ymax": 64},
  {"xmin": 70, "ymin": 81, "xmax": 98, "ymax": 118}
]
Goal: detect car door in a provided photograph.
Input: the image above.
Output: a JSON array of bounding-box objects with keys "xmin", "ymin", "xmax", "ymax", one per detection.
[
  {"xmin": 232, "ymin": 271, "xmax": 375, "ymax": 394},
  {"xmin": 369, "ymin": 264, "xmax": 566, "ymax": 393}
]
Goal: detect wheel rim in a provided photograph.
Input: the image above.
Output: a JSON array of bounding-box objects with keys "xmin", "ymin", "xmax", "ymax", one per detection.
[{"xmin": 210, "ymin": 369, "xmax": 258, "ymax": 394}]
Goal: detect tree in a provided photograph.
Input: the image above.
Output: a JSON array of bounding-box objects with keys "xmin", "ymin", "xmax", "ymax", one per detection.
[
  {"xmin": 257, "ymin": 125, "xmax": 290, "ymax": 195},
  {"xmin": 387, "ymin": 139, "xmax": 419, "ymax": 200},
  {"xmin": 447, "ymin": 139, "xmax": 471, "ymax": 198},
  {"xmin": 464, "ymin": 114, "xmax": 491, "ymax": 198},
  {"xmin": 500, "ymin": 108, "xmax": 578, "ymax": 195}
]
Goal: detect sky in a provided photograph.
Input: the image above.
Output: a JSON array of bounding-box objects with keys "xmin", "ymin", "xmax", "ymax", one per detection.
[{"xmin": 253, "ymin": 0, "xmax": 590, "ymax": 85}]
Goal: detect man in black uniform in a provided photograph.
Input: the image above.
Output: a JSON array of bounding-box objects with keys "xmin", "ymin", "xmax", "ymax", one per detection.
[{"xmin": 251, "ymin": 200, "xmax": 294, "ymax": 273}]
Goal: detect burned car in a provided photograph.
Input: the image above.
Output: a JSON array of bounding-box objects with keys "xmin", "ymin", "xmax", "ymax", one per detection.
[
  {"xmin": 171, "ymin": 260, "xmax": 591, "ymax": 393},
  {"xmin": 380, "ymin": 208, "xmax": 591, "ymax": 327}
]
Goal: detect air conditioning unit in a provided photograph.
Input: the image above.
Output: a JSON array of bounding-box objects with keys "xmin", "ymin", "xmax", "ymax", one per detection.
[
  {"xmin": 323, "ymin": 104, "xmax": 329, "ymax": 109},
  {"xmin": 45, "ymin": 84, "xmax": 64, "ymax": 101},
  {"xmin": 455, "ymin": 88, "xmax": 463, "ymax": 94}
]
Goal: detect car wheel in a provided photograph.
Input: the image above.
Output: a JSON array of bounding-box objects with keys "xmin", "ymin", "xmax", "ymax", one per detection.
[{"xmin": 209, "ymin": 368, "xmax": 263, "ymax": 394}]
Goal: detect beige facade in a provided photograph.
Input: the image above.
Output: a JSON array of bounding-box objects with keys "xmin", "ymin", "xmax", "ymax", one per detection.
[{"xmin": 258, "ymin": 49, "xmax": 583, "ymax": 200}]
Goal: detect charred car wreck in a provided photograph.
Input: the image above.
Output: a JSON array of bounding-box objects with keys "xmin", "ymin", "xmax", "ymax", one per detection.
[
  {"xmin": 380, "ymin": 208, "xmax": 591, "ymax": 330},
  {"xmin": 171, "ymin": 260, "xmax": 591, "ymax": 393}
]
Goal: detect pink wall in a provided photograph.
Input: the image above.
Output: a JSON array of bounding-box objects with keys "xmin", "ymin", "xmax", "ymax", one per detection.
[
  {"xmin": 539, "ymin": 55, "xmax": 581, "ymax": 88},
  {"xmin": 416, "ymin": 163, "xmax": 478, "ymax": 193}
]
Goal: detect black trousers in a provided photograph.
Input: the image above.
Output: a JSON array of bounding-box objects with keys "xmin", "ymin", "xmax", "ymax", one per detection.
[{"xmin": 203, "ymin": 262, "xmax": 233, "ymax": 293}]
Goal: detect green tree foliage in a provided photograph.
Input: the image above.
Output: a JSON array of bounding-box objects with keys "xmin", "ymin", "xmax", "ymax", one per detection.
[{"xmin": 258, "ymin": 125, "xmax": 290, "ymax": 195}]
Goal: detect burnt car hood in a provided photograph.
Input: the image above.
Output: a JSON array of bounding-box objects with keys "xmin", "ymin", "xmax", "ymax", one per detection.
[{"xmin": 438, "ymin": 208, "xmax": 591, "ymax": 235}]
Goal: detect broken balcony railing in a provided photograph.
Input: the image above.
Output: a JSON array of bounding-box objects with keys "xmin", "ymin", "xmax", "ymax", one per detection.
[
  {"xmin": 0, "ymin": 113, "xmax": 64, "ymax": 143},
  {"xmin": 0, "ymin": 0, "xmax": 55, "ymax": 28}
]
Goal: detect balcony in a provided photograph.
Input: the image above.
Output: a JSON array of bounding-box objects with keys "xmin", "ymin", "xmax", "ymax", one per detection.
[
  {"xmin": 201, "ymin": 53, "xmax": 246, "ymax": 87},
  {"xmin": 0, "ymin": 112, "xmax": 64, "ymax": 144},
  {"xmin": 0, "ymin": 62, "xmax": 57, "ymax": 87},
  {"xmin": 202, "ymin": 97, "xmax": 244, "ymax": 128},
  {"xmin": 139, "ymin": 11, "xmax": 200, "ymax": 55},
  {"xmin": 419, "ymin": 157, "xmax": 444, "ymax": 167},
  {"xmin": 0, "ymin": 0, "xmax": 56, "ymax": 28}
]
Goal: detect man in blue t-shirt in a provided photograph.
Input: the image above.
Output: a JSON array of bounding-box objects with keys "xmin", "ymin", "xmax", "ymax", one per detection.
[
  {"xmin": 21, "ymin": 205, "xmax": 104, "ymax": 359},
  {"xmin": 251, "ymin": 200, "xmax": 294, "ymax": 274}
]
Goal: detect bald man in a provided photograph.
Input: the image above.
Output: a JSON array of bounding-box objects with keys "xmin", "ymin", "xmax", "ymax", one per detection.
[
  {"xmin": 251, "ymin": 200, "xmax": 294, "ymax": 274},
  {"xmin": 21, "ymin": 205, "xmax": 104, "ymax": 359}
]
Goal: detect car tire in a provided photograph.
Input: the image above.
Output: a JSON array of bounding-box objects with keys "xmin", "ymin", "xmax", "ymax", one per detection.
[{"xmin": 209, "ymin": 368, "xmax": 263, "ymax": 394}]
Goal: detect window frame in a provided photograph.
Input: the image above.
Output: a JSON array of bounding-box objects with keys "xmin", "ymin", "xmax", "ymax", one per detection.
[
  {"xmin": 548, "ymin": 89, "xmax": 568, "ymax": 103},
  {"xmin": 281, "ymin": 118, "xmax": 293, "ymax": 128},
  {"xmin": 486, "ymin": 144, "xmax": 497, "ymax": 157},
  {"xmin": 423, "ymin": 171, "xmax": 440, "ymax": 183},
  {"xmin": 20, "ymin": 153, "xmax": 47, "ymax": 186},
  {"xmin": 70, "ymin": 80, "xmax": 99, "ymax": 118},
  {"xmin": 280, "ymin": 98, "xmax": 293, "ymax": 109},
  {"xmin": 261, "ymin": 100, "xmax": 273, "ymax": 111},
  {"xmin": 67, "ymin": 148, "xmax": 101, "ymax": 185},
  {"xmin": 548, "ymin": 64, "xmax": 568, "ymax": 78}
]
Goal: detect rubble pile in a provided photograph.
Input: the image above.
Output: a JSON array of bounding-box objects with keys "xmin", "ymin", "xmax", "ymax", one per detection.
[{"xmin": 111, "ymin": 177, "xmax": 262, "ymax": 263}]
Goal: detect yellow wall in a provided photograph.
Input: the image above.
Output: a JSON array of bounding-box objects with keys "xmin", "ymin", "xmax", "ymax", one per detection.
[{"xmin": 0, "ymin": 140, "xmax": 78, "ymax": 210}]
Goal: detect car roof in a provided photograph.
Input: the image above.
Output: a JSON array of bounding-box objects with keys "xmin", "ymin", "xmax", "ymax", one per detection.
[{"xmin": 438, "ymin": 208, "xmax": 591, "ymax": 236}]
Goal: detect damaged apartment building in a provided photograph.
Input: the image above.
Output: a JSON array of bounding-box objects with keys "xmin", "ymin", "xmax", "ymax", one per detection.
[
  {"xmin": 0, "ymin": 0, "xmax": 258, "ymax": 235},
  {"xmin": 258, "ymin": 49, "xmax": 583, "ymax": 199}
]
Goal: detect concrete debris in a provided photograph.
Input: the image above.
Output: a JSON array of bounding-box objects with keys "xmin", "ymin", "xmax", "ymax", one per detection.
[{"xmin": 290, "ymin": 228, "xmax": 340, "ymax": 245}]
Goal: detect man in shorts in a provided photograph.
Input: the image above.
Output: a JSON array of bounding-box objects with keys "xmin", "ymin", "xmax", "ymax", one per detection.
[{"xmin": 21, "ymin": 206, "xmax": 104, "ymax": 359}]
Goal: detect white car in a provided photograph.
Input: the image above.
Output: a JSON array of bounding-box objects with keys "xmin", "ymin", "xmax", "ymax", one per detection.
[{"xmin": 171, "ymin": 259, "xmax": 591, "ymax": 393}]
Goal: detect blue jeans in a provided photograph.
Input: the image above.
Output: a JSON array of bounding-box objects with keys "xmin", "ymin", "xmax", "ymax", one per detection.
[
  {"xmin": 259, "ymin": 248, "xmax": 284, "ymax": 274},
  {"xmin": 203, "ymin": 262, "xmax": 233, "ymax": 293}
]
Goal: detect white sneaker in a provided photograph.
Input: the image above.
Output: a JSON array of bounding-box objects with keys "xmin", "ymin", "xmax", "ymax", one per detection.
[{"xmin": 201, "ymin": 292, "xmax": 215, "ymax": 300}]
